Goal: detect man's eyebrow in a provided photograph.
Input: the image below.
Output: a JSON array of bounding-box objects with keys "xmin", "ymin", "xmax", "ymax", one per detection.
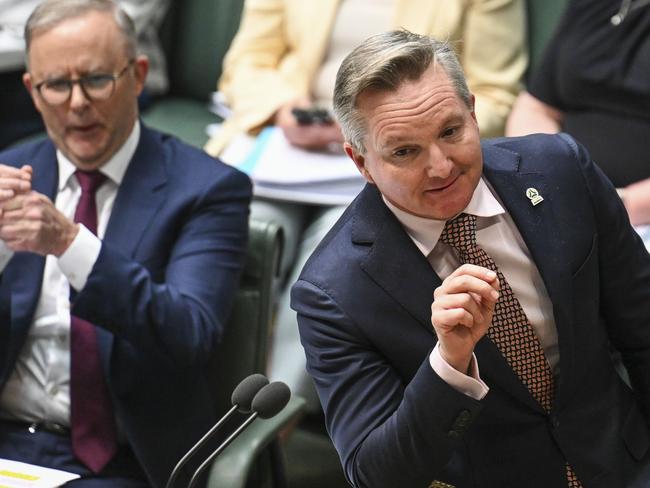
[{"xmin": 41, "ymin": 65, "xmax": 109, "ymax": 80}]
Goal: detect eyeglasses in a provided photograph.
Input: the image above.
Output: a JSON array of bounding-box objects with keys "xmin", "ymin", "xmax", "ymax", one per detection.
[{"xmin": 33, "ymin": 60, "xmax": 135, "ymax": 106}]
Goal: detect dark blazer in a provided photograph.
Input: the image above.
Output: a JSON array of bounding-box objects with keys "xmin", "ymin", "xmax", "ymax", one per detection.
[
  {"xmin": 0, "ymin": 125, "xmax": 252, "ymax": 487},
  {"xmin": 292, "ymin": 133, "xmax": 650, "ymax": 488}
]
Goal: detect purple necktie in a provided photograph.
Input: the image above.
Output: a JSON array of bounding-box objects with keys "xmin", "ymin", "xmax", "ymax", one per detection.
[{"xmin": 70, "ymin": 170, "xmax": 118, "ymax": 473}]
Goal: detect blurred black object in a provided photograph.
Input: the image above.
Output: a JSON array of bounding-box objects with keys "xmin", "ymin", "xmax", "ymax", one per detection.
[{"xmin": 291, "ymin": 107, "xmax": 333, "ymax": 125}]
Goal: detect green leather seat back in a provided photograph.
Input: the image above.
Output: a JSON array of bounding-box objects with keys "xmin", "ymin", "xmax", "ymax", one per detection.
[
  {"xmin": 526, "ymin": 0, "xmax": 568, "ymax": 78},
  {"xmin": 211, "ymin": 218, "xmax": 283, "ymax": 414},
  {"xmin": 162, "ymin": 0, "xmax": 245, "ymax": 101}
]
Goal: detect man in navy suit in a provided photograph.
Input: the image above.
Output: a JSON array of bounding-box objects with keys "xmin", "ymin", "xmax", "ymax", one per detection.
[
  {"xmin": 292, "ymin": 30, "xmax": 650, "ymax": 488},
  {"xmin": 0, "ymin": 1, "xmax": 251, "ymax": 486}
]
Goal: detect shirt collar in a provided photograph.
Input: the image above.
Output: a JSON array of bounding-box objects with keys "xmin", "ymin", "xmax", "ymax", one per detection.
[
  {"xmin": 383, "ymin": 177, "xmax": 505, "ymax": 256},
  {"xmin": 57, "ymin": 120, "xmax": 141, "ymax": 191}
]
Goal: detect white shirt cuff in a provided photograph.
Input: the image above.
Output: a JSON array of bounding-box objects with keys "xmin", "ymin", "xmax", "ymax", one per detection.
[
  {"xmin": 0, "ymin": 240, "xmax": 14, "ymax": 272},
  {"xmin": 429, "ymin": 342, "xmax": 489, "ymax": 400},
  {"xmin": 58, "ymin": 224, "xmax": 102, "ymax": 291}
]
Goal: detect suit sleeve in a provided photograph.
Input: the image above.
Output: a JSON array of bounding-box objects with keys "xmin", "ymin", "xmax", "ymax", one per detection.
[
  {"xmin": 71, "ymin": 168, "xmax": 252, "ymax": 370},
  {"xmin": 217, "ymin": 0, "xmax": 304, "ymax": 133},
  {"xmin": 293, "ymin": 279, "xmax": 483, "ymax": 488}
]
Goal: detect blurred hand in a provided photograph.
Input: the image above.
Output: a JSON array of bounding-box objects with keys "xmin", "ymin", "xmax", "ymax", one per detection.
[
  {"xmin": 0, "ymin": 190, "xmax": 79, "ymax": 256},
  {"xmin": 620, "ymin": 178, "xmax": 650, "ymax": 226},
  {"xmin": 431, "ymin": 264, "xmax": 500, "ymax": 373},
  {"xmin": 274, "ymin": 99, "xmax": 343, "ymax": 150},
  {"xmin": 0, "ymin": 164, "xmax": 32, "ymax": 203}
]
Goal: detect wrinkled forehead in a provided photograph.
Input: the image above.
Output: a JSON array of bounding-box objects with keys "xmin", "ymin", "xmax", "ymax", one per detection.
[
  {"xmin": 358, "ymin": 67, "xmax": 462, "ymax": 144},
  {"xmin": 28, "ymin": 11, "xmax": 126, "ymax": 73}
]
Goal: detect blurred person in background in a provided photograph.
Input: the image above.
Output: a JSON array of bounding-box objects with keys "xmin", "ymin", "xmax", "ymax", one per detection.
[{"xmin": 506, "ymin": 0, "xmax": 650, "ymax": 226}]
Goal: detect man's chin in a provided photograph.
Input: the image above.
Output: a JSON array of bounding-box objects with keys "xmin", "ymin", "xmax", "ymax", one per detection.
[{"xmin": 62, "ymin": 144, "xmax": 107, "ymax": 170}]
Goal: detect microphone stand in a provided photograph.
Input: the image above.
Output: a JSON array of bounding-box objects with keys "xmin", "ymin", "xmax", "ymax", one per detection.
[
  {"xmin": 164, "ymin": 404, "xmax": 239, "ymax": 488},
  {"xmin": 186, "ymin": 412, "xmax": 260, "ymax": 488}
]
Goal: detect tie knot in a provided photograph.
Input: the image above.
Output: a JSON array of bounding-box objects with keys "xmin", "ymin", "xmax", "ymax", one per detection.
[
  {"xmin": 440, "ymin": 213, "xmax": 477, "ymax": 253},
  {"xmin": 75, "ymin": 170, "xmax": 107, "ymax": 196}
]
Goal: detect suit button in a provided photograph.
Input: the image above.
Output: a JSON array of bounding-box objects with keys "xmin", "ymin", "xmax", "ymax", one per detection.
[
  {"xmin": 549, "ymin": 415, "xmax": 560, "ymax": 429},
  {"xmin": 458, "ymin": 409, "xmax": 471, "ymax": 423},
  {"xmin": 448, "ymin": 409, "xmax": 473, "ymax": 438},
  {"xmin": 447, "ymin": 430, "xmax": 461, "ymax": 440}
]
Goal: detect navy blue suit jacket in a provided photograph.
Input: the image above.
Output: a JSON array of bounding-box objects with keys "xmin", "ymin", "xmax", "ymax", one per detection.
[
  {"xmin": 0, "ymin": 125, "xmax": 252, "ymax": 487},
  {"xmin": 292, "ymin": 134, "xmax": 650, "ymax": 488}
]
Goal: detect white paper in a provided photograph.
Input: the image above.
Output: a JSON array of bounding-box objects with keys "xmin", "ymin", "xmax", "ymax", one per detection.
[
  {"xmin": 238, "ymin": 127, "xmax": 360, "ymax": 184},
  {"xmin": 0, "ymin": 459, "xmax": 80, "ymax": 488},
  {"xmin": 253, "ymin": 179, "xmax": 366, "ymax": 205},
  {"xmin": 219, "ymin": 126, "xmax": 365, "ymax": 205}
]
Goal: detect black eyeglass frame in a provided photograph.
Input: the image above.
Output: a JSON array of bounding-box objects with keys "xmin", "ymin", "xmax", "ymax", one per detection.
[{"xmin": 33, "ymin": 59, "xmax": 136, "ymax": 106}]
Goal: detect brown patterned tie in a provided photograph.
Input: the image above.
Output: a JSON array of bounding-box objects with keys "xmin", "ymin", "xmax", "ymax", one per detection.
[{"xmin": 438, "ymin": 213, "xmax": 582, "ymax": 488}]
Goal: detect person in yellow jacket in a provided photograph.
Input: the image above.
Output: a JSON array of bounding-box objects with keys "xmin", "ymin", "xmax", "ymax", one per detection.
[{"xmin": 206, "ymin": 0, "xmax": 527, "ymax": 411}]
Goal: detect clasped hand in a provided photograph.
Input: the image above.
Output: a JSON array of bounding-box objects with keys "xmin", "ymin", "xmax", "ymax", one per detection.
[
  {"xmin": 0, "ymin": 164, "xmax": 78, "ymax": 256},
  {"xmin": 431, "ymin": 264, "xmax": 500, "ymax": 374}
]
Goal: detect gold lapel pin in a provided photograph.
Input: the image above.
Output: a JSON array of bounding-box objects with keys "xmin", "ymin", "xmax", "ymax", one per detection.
[{"xmin": 525, "ymin": 187, "xmax": 544, "ymax": 206}]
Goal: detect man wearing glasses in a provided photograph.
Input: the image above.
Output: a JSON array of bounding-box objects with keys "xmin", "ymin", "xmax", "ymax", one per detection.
[{"xmin": 0, "ymin": 1, "xmax": 251, "ymax": 487}]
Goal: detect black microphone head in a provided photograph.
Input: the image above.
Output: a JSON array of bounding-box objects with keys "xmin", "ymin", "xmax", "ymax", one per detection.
[
  {"xmin": 251, "ymin": 381, "xmax": 291, "ymax": 419},
  {"xmin": 231, "ymin": 374, "xmax": 269, "ymax": 413}
]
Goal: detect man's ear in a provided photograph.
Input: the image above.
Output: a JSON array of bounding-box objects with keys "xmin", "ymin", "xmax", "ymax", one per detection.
[
  {"xmin": 133, "ymin": 55, "xmax": 149, "ymax": 96},
  {"xmin": 469, "ymin": 93, "xmax": 477, "ymax": 124},
  {"xmin": 344, "ymin": 142, "xmax": 375, "ymax": 184},
  {"xmin": 22, "ymin": 72, "xmax": 42, "ymax": 114}
]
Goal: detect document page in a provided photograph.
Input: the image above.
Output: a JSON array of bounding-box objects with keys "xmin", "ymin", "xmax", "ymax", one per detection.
[
  {"xmin": 0, "ymin": 459, "xmax": 80, "ymax": 488},
  {"xmin": 219, "ymin": 126, "xmax": 365, "ymax": 205}
]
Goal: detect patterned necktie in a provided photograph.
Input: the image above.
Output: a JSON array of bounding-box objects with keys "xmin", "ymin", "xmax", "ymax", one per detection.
[
  {"xmin": 70, "ymin": 170, "xmax": 118, "ymax": 473},
  {"xmin": 439, "ymin": 213, "xmax": 582, "ymax": 488}
]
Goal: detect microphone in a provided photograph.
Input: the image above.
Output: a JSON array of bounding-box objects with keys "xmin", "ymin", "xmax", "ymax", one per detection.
[
  {"xmin": 186, "ymin": 381, "xmax": 291, "ymax": 488},
  {"xmin": 164, "ymin": 374, "xmax": 269, "ymax": 488}
]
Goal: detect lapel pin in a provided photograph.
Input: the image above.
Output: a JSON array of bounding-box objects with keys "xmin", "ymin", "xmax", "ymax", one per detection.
[{"xmin": 525, "ymin": 187, "xmax": 544, "ymax": 206}]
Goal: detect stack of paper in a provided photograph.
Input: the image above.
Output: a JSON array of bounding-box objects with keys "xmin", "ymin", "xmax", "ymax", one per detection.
[{"xmin": 219, "ymin": 127, "xmax": 365, "ymax": 205}]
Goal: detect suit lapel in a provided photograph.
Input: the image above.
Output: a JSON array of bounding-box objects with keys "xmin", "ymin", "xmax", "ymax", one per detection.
[
  {"xmin": 97, "ymin": 126, "xmax": 168, "ymax": 370},
  {"xmin": 482, "ymin": 142, "xmax": 575, "ymax": 412},
  {"xmin": 103, "ymin": 126, "xmax": 168, "ymax": 255},
  {"xmin": 353, "ymin": 185, "xmax": 440, "ymax": 332}
]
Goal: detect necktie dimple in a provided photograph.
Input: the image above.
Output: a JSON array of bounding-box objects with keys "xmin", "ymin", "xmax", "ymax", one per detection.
[
  {"xmin": 439, "ymin": 213, "xmax": 582, "ymax": 487},
  {"xmin": 70, "ymin": 169, "xmax": 118, "ymax": 473}
]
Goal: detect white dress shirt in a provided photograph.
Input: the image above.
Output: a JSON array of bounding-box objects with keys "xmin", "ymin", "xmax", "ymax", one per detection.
[
  {"xmin": 0, "ymin": 122, "xmax": 140, "ymax": 426},
  {"xmin": 384, "ymin": 178, "xmax": 558, "ymax": 400}
]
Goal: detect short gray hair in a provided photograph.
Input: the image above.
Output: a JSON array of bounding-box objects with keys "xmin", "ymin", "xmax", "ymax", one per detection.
[
  {"xmin": 25, "ymin": 0, "xmax": 137, "ymax": 61},
  {"xmin": 333, "ymin": 30, "xmax": 472, "ymax": 154}
]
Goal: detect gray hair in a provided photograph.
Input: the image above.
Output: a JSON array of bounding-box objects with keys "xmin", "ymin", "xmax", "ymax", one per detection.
[
  {"xmin": 333, "ymin": 30, "xmax": 472, "ymax": 154},
  {"xmin": 25, "ymin": 0, "xmax": 137, "ymax": 62}
]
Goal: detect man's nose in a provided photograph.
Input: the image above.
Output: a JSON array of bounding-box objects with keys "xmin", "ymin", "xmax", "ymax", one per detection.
[
  {"xmin": 425, "ymin": 144, "xmax": 453, "ymax": 179},
  {"xmin": 69, "ymin": 82, "xmax": 90, "ymax": 109}
]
